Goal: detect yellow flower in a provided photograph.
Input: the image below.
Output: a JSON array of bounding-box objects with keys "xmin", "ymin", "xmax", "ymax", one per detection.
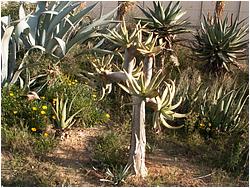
[
  {"xmin": 13, "ymin": 111, "xmax": 18, "ymax": 114},
  {"xmin": 31, "ymin": 127, "xmax": 37, "ymax": 132},
  {"xmin": 199, "ymin": 123, "xmax": 205, "ymax": 128},
  {"xmin": 74, "ymin": 79, "xmax": 78, "ymax": 82},
  {"xmin": 72, "ymin": 81, "xmax": 76, "ymax": 85},
  {"xmin": 105, "ymin": 113, "xmax": 110, "ymax": 119},
  {"xmin": 42, "ymin": 105, "xmax": 48, "ymax": 110},
  {"xmin": 32, "ymin": 107, "xmax": 38, "ymax": 111},
  {"xmin": 92, "ymin": 94, "xmax": 97, "ymax": 98},
  {"xmin": 40, "ymin": 110, "xmax": 46, "ymax": 115},
  {"xmin": 44, "ymin": 132, "xmax": 49, "ymax": 137},
  {"xmin": 52, "ymin": 115, "xmax": 56, "ymax": 120},
  {"xmin": 68, "ymin": 83, "xmax": 72, "ymax": 86},
  {"xmin": 41, "ymin": 96, "xmax": 46, "ymax": 100},
  {"xmin": 9, "ymin": 93, "xmax": 14, "ymax": 97}
]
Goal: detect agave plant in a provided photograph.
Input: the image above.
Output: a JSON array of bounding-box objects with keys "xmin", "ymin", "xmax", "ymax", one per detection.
[
  {"xmin": 153, "ymin": 80, "xmax": 187, "ymax": 130},
  {"xmin": 15, "ymin": 1, "xmax": 118, "ymax": 58},
  {"xmin": 135, "ymin": 1, "xmax": 190, "ymax": 47},
  {"xmin": 192, "ymin": 15, "xmax": 248, "ymax": 72},
  {"xmin": 200, "ymin": 84, "xmax": 249, "ymax": 133},
  {"xmin": 1, "ymin": 1, "xmax": 118, "ymax": 87},
  {"xmin": 52, "ymin": 95, "xmax": 84, "ymax": 130},
  {"xmin": 135, "ymin": 1, "xmax": 190, "ymax": 69},
  {"xmin": 1, "ymin": 18, "xmax": 46, "ymax": 87}
]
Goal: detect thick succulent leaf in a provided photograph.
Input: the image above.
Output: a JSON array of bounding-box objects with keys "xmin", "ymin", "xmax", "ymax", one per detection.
[
  {"xmin": 146, "ymin": 69, "xmax": 163, "ymax": 92},
  {"xmin": 65, "ymin": 107, "xmax": 84, "ymax": 128},
  {"xmin": 124, "ymin": 70, "xmax": 141, "ymax": 93},
  {"xmin": 46, "ymin": 2, "xmax": 80, "ymax": 37},
  {"xmin": 117, "ymin": 83, "xmax": 132, "ymax": 94},
  {"xmin": 168, "ymin": 97, "xmax": 183, "ymax": 110},
  {"xmin": 9, "ymin": 45, "xmax": 46, "ymax": 84},
  {"xmin": 27, "ymin": 2, "xmax": 46, "ymax": 46},
  {"xmin": 54, "ymin": 37, "xmax": 66, "ymax": 55},
  {"xmin": 1, "ymin": 26, "xmax": 14, "ymax": 83},
  {"xmin": 160, "ymin": 114, "xmax": 184, "ymax": 129}
]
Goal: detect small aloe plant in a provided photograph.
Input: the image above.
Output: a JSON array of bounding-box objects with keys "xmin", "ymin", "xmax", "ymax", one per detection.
[
  {"xmin": 52, "ymin": 95, "xmax": 84, "ymax": 130},
  {"xmin": 100, "ymin": 164, "xmax": 131, "ymax": 186}
]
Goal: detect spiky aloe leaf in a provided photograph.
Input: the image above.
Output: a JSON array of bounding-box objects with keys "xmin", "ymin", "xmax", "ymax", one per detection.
[{"xmin": 160, "ymin": 113, "xmax": 184, "ymax": 129}]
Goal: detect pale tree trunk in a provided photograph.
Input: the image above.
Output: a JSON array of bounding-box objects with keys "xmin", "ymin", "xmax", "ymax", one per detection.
[
  {"xmin": 124, "ymin": 47, "xmax": 136, "ymax": 74},
  {"xmin": 143, "ymin": 56, "xmax": 154, "ymax": 86},
  {"xmin": 129, "ymin": 96, "xmax": 148, "ymax": 177},
  {"xmin": 128, "ymin": 56, "xmax": 153, "ymax": 177}
]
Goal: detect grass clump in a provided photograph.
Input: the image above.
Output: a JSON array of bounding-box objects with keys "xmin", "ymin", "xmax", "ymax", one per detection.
[{"xmin": 92, "ymin": 126, "xmax": 130, "ymax": 168}]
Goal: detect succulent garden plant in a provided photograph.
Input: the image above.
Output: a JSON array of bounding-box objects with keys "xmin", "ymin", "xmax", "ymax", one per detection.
[
  {"xmin": 192, "ymin": 15, "xmax": 248, "ymax": 73},
  {"xmin": 1, "ymin": 1, "xmax": 118, "ymax": 87},
  {"xmin": 90, "ymin": 19, "xmax": 186, "ymax": 177},
  {"xmin": 135, "ymin": 1, "xmax": 190, "ymax": 48},
  {"xmin": 135, "ymin": 1, "xmax": 190, "ymax": 69},
  {"xmin": 200, "ymin": 84, "xmax": 249, "ymax": 133},
  {"xmin": 52, "ymin": 95, "xmax": 84, "ymax": 130},
  {"xmin": 118, "ymin": 69, "xmax": 165, "ymax": 98}
]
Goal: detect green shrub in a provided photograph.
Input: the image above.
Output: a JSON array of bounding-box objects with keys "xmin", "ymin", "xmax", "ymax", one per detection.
[
  {"xmin": 93, "ymin": 131, "xmax": 129, "ymax": 168},
  {"xmin": 1, "ymin": 124, "xmax": 57, "ymax": 155},
  {"xmin": 220, "ymin": 127, "xmax": 249, "ymax": 180},
  {"xmin": 1, "ymin": 2, "xmax": 36, "ymax": 21},
  {"xmin": 1, "ymin": 86, "xmax": 53, "ymax": 133},
  {"xmin": 1, "ymin": 154, "xmax": 60, "ymax": 187},
  {"xmin": 41, "ymin": 75, "xmax": 110, "ymax": 127}
]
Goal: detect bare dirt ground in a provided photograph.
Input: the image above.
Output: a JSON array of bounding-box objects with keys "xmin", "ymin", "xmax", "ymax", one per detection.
[
  {"xmin": 2, "ymin": 127, "xmax": 248, "ymax": 187},
  {"xmin": 42, "ymin": 127, "xmax": 105, "ymax": 186},
  {"xmin": 41, "ymin": 127, "xmax": 242, "ymax": 187}
]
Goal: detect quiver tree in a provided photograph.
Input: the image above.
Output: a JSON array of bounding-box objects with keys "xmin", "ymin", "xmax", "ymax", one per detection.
[{"xmin": 84, "ymin": 19, "xmax": 187, "ymax": 177}]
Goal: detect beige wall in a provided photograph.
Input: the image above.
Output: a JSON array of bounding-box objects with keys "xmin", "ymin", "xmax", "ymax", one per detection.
[{"xmin": 86, "ymin": 1, "xmax": 249, "ymax": 27}]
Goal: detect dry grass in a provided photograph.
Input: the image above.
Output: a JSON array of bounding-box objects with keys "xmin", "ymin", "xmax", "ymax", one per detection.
[{"xmin": 2, "ymin": 126, "xmax": 248, "ymax": 187}]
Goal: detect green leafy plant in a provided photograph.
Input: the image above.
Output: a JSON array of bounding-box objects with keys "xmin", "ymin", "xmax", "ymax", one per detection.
[
  {"xmin": 100, "ymin": 164, "xmax": 131, "ymax": 186},
  {"xmin": 200, "ymin": 84, "xmax": 248, "ymax": 135},
  {"xmin": 192, "ymin": 15, "xmax": 248, "ymax": 72},
  {"xmin": 135, "ymin": 1, "xmax": 189, "ymax": 41},
  {"xmin": 1, "ymin": 86, "xmax": 53, "ymax": 133},
  {"xmin": 93, "ymin": 131, "xmax": 129, "ymax": 167},
  {"xmin": 52, "ymin": 95, "xmax": 84, "ymax": 130},
  {"xmin": 2, "ymin": 121, "xmax": 57, "ymax": 156},
  {"xmin": 43, "ymin": 75, "xmax": 107, "ymax": 127}
]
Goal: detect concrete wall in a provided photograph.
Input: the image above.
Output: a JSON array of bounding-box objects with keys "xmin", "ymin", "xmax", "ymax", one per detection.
[{"xmin": 85, "ymin": 1, "xmax": 249, "ymax": 27}]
